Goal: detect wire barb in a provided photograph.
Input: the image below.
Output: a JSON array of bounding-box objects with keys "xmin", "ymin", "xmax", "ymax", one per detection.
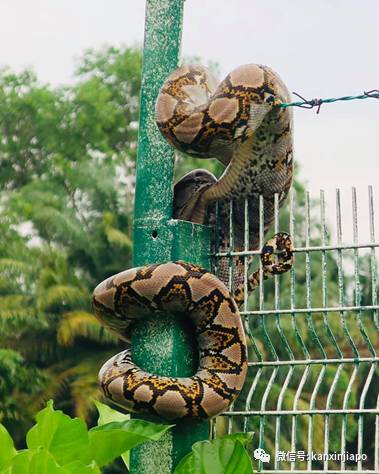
[
  {"xmin": 279, "ymin": 88, "xmax": 379, "ymax": 113},
  {"xmin": 364, "ymin": 89, "xmax": 379, "ymax": 98},
  {"xmin": 292, "ymin": 92, "xmax": 323, "ymax": 114}
]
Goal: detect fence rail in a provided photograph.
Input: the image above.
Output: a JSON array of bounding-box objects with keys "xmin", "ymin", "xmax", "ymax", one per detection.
[{"xmin": 212, "ymin": 185, "xmax": 378, "ymax": 473}]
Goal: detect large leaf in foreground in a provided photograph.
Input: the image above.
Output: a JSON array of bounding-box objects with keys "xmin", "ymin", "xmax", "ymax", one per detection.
[
  {"xmin": 88, "ymin": 419, "xmax": 173, "ymax": 467},
  {"xmin": 94, "ymin": 400, "xmax": 130, "ymax": 425},
  {"xmin": 1, "ymin": 449, "xmax": 61, "ymax": 474},
  {"xmin": 94, "ymin": 400, "xmax": 130, "ymax": 468},
  {"xmin": 58, "ymin": 461, "xmax": 100, "ymax": 474},
  {"xmin": 0, "ymin": 449, "xmax": 100, "ymax": 474},
  {"xmin": 175, "ymin": 434, "xmax": 254, "ymax": 474},
  {"xmin": 26, "ymin": 401, "xmax": 91, "ymax": 466},
  {"xmin": 0, "ymin": 425, "xmax": 17, "ymax": 470}
]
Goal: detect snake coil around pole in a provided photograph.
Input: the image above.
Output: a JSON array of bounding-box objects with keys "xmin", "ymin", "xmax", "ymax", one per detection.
[{"xmin": 93, "ymin": 63, "xmax": 294, "ymax": 420}]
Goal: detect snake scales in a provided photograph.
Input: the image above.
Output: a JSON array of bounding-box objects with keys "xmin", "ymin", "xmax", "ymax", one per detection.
[{"xmin": 93, "ymin": 64, "xmax": 294, "ymax": 420}]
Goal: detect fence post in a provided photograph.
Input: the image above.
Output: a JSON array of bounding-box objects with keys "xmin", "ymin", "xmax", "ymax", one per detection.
[{"xmin": 130, "ymin": 1, "xmax": 210, "ymax": 472}]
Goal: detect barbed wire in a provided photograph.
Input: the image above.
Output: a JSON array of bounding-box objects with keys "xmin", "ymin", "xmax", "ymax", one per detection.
[{"xmin": 279, "ymin": 90, "xmax": 379, "ymax": 114}]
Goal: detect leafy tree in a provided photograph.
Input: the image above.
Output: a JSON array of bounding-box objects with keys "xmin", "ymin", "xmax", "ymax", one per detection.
[{"xmin": 0, "ymin": 46, "xmax": 139, "ymax": 441}]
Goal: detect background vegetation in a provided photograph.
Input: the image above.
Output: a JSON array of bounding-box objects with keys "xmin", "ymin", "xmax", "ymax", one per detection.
[{"xmin": 0, "ymin": 47, "xmax": 139, "ymax": 444}]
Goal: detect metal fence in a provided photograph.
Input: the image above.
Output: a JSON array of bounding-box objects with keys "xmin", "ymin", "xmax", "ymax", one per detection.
[{"xmin": 211, "ymin": 186, "xmax": 379, "ymax": 473}]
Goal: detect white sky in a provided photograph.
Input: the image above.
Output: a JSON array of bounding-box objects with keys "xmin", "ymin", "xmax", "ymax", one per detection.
[{"xmin": 0, "ymin": 0, "xmax": 378, "ymax": 243}]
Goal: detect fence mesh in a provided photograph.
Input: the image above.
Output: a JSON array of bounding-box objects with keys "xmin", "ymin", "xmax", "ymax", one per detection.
[{"xmin": 211, "ymin": 185, "xmax": 378, "ymax": 473}]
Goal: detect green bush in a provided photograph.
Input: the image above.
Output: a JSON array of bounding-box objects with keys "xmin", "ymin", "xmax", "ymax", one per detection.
[
  {"xmin": 0, "ymin": 400, "xmax": 254, "ymax": 473},
  {"xmin": 0, "ymin": 401, "xmax": 171, "ymax": 473}
]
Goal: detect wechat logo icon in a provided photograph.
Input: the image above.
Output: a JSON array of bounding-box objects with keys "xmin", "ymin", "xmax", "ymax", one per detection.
[{"xmin": 253, "ymin": 448, "xmax": 270, "ymax": 463}]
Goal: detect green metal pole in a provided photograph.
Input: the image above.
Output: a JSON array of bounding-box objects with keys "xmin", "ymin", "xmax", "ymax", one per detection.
[{"xmin": 131, "ymin": 1, "xmax": 210, "ymax": 473}]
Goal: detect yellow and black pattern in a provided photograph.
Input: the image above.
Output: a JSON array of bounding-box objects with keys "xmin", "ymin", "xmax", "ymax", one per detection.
[
  {"xmin": 232, "ymin": 232, "xmax": 293, "ymax": 306},
  {"xmin": 158, "ymin": 63, "xmax": 294, "ymax": 299},
  {"xmin": 156, "ymin": 63, "xmax": 293, "ymax": 225},
  {"xmin": 93, "ymin": 261, "xmax": 248, "ymax": 420},
  {"xmin": 94, "ymin": 64, "xmax": 295, "ymax": 421}
]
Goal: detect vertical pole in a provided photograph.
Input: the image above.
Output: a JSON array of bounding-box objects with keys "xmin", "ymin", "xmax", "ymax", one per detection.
[
  {"xmin": 133, "ymin": 0, "xmax": 181, "ymax": 253},
  {"xmin": 131, "ymin": 1, "xmax": 210, "ymax": 473}
]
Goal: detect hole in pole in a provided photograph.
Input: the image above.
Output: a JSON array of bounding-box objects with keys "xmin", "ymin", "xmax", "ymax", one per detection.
[{"xmin": 152, "ymin": 229, "xmax": 158, "ymax": 239}]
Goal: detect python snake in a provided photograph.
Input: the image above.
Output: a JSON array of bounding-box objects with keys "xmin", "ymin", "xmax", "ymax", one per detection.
[{"xmin": 93, "ymin": 64, "xmax": 294, "ymax": 420}]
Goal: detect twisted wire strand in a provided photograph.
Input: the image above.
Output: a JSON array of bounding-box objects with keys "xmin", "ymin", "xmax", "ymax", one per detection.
[{"xmin": 279, "ymin": 89, "xmax": 379, "ymax": 113}]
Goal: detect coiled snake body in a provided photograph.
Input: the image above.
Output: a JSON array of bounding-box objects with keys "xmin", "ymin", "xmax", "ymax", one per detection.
[{"xmin": 93, "ymin": 64, "xmax": 294, "ymax": 420}]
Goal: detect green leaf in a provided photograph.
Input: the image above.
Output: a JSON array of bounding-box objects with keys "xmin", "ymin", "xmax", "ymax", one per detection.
[
  {"xmin": 221, "ymin": 432, "xmax": 254, "ymax": 448},
  {"xmin": 1, "ymin": 449, "xmax": 62, "ymax": 474},
  {"xmin": 94, "ymin": 400, "xmax": 130, "ymax": 468},
  {"xmin": 94, "ymin": 400, "xmax": 130, "ymax": 426},
  {"xmin": 0, "ymin": 450, "xmax": 32, "ymax": 474},
  {"xmin": 88, "ymin": 419, "xmax": 173, "ymax": 468},
  {"xmin": 26, "ymin": 400, "xmax": 91, "ymax": 466},
  {"xmin": 174, "ymin": 437, "xmax": 254, "ymax": 474},
  {"xmin": 0, "ymin": 451, "xmax": 100, "ymax": 474},
  {"xmin": 0, "ymin": 425, "xmax": 17, "ymax": 469},
  {"xmin": 27, "ymin": 449, "xmax": 63, "ymax": 474},
  {"xmin": 59, "ymin": 461, "xmax": 100, "ymax": 474}
]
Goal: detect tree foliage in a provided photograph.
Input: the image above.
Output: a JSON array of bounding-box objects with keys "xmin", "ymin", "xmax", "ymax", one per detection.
[{"xmin": 0, "ymin": 47, "xmax": 139, "ymax": 441}]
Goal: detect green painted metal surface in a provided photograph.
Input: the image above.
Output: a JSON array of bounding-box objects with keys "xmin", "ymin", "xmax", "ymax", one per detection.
[
  {"xmin": 214, "ymin": 187, "xmax": 379, "ymax": 473},
  {"xmin": 130, "ymin": 1, "xmax": 210, "ymax": 472}
]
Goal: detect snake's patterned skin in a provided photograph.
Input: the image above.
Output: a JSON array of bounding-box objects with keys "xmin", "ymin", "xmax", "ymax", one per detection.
[
  {"xmin": 172, "ymin": 168, "xmax": 293, "ymax": 304},
  {"xmin": 93, "ymin": 64, "xmax": 294, "ymax": 420},
  {"xmin": 165, "ymin": 64, "xmax": 294, "ymax": 300},
  {"xmin": 156, "ymin": 64, "xmax": 293, "ymax": 225},
  {"xmin": 93, "ymin": 262, "xmax": 247, "ymax": 419}
]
